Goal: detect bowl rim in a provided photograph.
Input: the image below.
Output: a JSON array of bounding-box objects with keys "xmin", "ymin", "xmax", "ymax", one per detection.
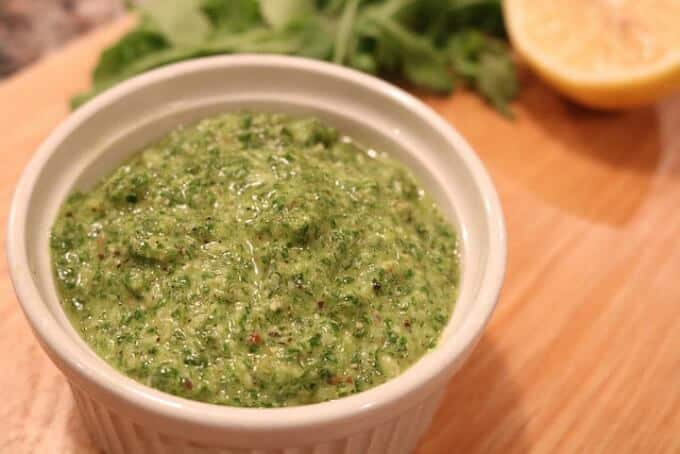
[{"xmin": 6, "ymin": 55, "xmax": 506, "ymax": 431}]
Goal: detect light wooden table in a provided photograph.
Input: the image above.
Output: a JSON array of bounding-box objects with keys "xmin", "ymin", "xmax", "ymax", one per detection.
[{"xmin": 1, "ymin": 17, "xmax": 679, "ymax": 454}]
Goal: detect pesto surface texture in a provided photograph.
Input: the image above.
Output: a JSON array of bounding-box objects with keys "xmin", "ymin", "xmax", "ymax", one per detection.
[{"xmin": 51, "ymin": 112, "xmax": 460, "ymax": 408}]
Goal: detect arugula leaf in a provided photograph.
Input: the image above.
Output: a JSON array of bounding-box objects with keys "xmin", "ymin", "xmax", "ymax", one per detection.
[
  {"xmin": 285, "ymin": 17, "xmax": 336, "ymax": 59},
  {"xmin": 92, "ymin": 29, "xmax": 169, "ymax": 87},
  {"xmin": 318, "ymin": 0, "xmax": 348, "ymax": 15},
  {"xmin": 448, "ymin": 29, "xmax": 517, "ymax": 115},
  {"xmin": 448, "ymin": 28, "xmax": 486, "ymax": 79},
  {"xmin": 260, "ymin": 0, "xmax": 316, "ymax": 28},
  {"xmin": 448, "ymin": 0, "xmax": 506, "ymax": 37},
  {"xmin": 353, "ymin": 17, "xmax": 400, "ymax": 73},
  {"xmin": 348, "ymin": 52, "xmax": 378, "ymax": 74},
  {"xmin": 369, "ymin": 16, "xmax": 453, "ymax": 93},
  {"xmin": 201, "ymin": 0, "xmax": 262, "ymax": 33},
  {"xmin": 367, "ymin": 0, "xmax": 418, "ymax": 19},
  {"xmin": 333, "ymin": 0, "xmax": 360, "ymax": 64},
  {"xmin": 476, "ymin": 51, "xmax": 517, "ymax": 116},
  {"xmin": 140, "ymin": 0, "xmax": 212, "ymax": 47},
  {"xmin": 401, "ymin": 0, "xmax": 505, "ymax": 48},
  {"xmin": 77, "ymin": 47, "xmax": 207, "ymax": 108}
]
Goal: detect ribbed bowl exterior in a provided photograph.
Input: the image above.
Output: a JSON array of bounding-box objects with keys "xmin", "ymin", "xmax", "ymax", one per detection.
[
  {"xmin": 8, "ymin": 56, "xmax": 505, "ymax": 454},
  {"xmin": 70, "ymin": 385, "xmax": 445, "ymax": 454}
]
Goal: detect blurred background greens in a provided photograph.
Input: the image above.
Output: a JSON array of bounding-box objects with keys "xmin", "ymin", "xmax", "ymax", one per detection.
[
  {"xmin": 74, "ymin": 0, "xmax": 518, "ymax": 114},
  {"xmin": 0, "ymin": 0, "xmax": 518, "ymax": 115}
]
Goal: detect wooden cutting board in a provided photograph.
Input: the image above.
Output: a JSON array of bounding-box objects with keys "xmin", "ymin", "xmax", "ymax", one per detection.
[{"xmin": 1, "ymin": 16, "xmax": 678, "ymax": 454}]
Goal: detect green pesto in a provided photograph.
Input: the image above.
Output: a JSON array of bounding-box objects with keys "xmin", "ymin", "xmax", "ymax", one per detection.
[{"xmin": 50, "ymin": 113, "xmax": 459, "ymax": 408}]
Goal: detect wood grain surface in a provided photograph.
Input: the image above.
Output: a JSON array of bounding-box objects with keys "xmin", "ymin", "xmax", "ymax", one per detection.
[{"xmin": 1, "ymin": 16, "xmax": 679, "ymax": 454}]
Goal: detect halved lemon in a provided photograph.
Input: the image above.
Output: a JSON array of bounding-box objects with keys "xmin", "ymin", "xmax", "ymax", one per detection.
[{"xmin": 504, "ymin": 0, "xmax": 680, "ymax": 109}]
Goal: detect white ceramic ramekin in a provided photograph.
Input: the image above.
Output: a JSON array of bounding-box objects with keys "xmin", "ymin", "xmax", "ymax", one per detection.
[{"xmin": 7, "ymin": 55, "xmax": 505, "ymax": 454}]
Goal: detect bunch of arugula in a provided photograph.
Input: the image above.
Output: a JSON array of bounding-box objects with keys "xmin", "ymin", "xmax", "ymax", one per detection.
[{"xmin": 73, "ymin": 0, "xmax": 518, "ymax": 115}]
